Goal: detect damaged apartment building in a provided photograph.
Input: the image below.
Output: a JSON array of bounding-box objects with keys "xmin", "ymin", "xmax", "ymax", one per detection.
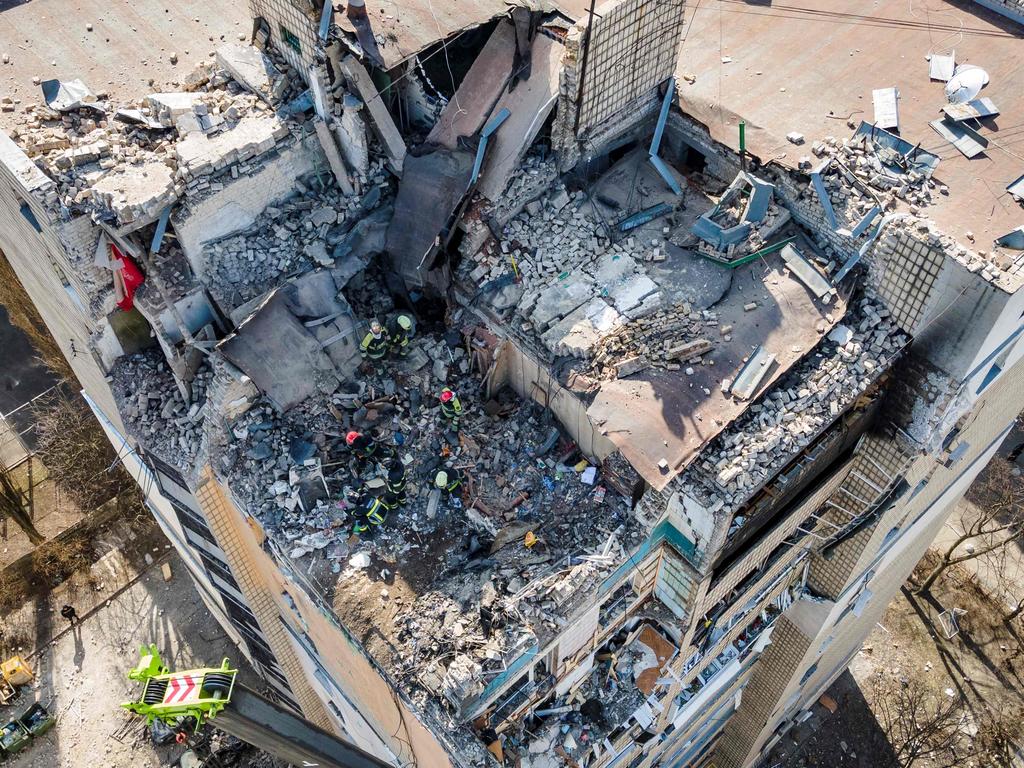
[{"xmin": 1, "ymin": 0, "xmax": 1024, "ymax": 766}]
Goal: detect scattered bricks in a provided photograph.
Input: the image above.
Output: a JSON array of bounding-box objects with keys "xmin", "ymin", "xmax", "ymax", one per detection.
[
  {"xmin": 720, "ymin": 324, "xmax": 733, "ymax": 336},
  {"xmin": 786, "ymin": 132, "xmax": 805, "ymax": 145},
  {"xmin": 668, "ymin": 338, "xmax": 713, "ymax": 361},
  {"xmin": 615, "ymin": 355, "xmax": 651, "ymax": 379},
  {"xmin": 743, "ymin": 302, "xmax": 758, "ymax": 311}
]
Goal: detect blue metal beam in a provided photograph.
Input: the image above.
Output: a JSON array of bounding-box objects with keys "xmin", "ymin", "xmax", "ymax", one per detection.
[
  {"xmin": 850, "ymin": 205, "xmax": 881, "ymax": 239},
  {"xmin": 649, "ymin": 78, "xmax": 675, "ymax": 157},
  {"xmin": 470, "ymin": 108, "xmax": 511, "ymax": 185},
  {"xmin": 150, "ymin": 206, "xmax": 171, "ymax": 254},
  {"xmin": 649, "ymin": 154, "xmax": 682, "ymax": 196},
  {"xmin": 810, "ymin": 167, "xmax": 838, "ymax": 229},
  {"xmin": 319, "ymin": 0, "xmax": 333, "ymax": 41}
]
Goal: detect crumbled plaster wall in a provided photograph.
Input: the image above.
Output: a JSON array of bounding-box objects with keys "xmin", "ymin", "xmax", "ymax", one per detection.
[{"xmin": 173, "ymin": 133, "xmax": 324, "ymax": 277}]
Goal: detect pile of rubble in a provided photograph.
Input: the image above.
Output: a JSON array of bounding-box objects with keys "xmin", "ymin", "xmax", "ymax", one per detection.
[
  {"xmin": 111, "ymin": 350, "xmax": 212, "ymax": 474},
  {"xmin": 5, "ymin": 49, "xmax": 306, "ymax": 228},
  {"xmin": 486, "ymin": 153, "xmax": 560, "ymax": 225},
  {"xmin": 468, "ymin": 183, "xmax": 664, "ymax": 297},
  {"xmin": 701, "ymin": 298, "xmax": 906, "ymax": 503},
  {"xmin": 581, "ymin": 303, "xmax": 718, "ymax": 380},
  {"xmin": 808, "ymin": 133, "xmax": 937, "ymax": 212},
  {"xmin": 201, "ymin": 167, "xmax": 390, "ymax": 310}
]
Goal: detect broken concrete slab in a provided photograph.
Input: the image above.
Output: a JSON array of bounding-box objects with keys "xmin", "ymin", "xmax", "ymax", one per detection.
[
  {"xmin": 146, "ymin": 92, "xmax": 208, "ymax": 126},
  {"xmin": 609, "ymin": 273, "xmax": 660, "ymax": 316},
  {"xmin": 175, "ymin": 113, "xmax": 289, "ymax": 179},
  {"xmin": 540, "ymin": 298, "xmax": 623, "ymax": 358},
  {"xmin": 336, "ymin": 94, "xmax": 370, "ymax": 176},
  {"xmin": 426, "ymin": 20, "xmax": 516, "ymax": 151},
  {"xmin": 314, "ymin": 117, "xmax": 355, "ymax": 195},
  {"xmin": 339, "ymin": 56, "xmax": 406, "ymax": 173},
  {"xmin": 477, "ymin": 34, "xmax": 562, "ymax": 201},
  {"xmin": 89, "ymin": 160, "xmax": 178, "ymax": 230},
  {"xmin": 615, "ymin": 355, "xmax": 651, "ymax": 378},
  {"xmin": 216, "ymin": 43, "xmax": 284, "ymax": 104},
  {"xmin": 529, "ymin": 271, "xmax": 596, "ymax": 329},
  {"xmin": 217, "ymin": 289, "xmax": 344, "ymax": 411}
]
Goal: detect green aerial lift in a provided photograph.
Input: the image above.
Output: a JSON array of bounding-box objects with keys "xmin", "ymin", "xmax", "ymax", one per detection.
[{"xmin": 121, "ymin": 645, "xmax": 394, "ymax": 768}]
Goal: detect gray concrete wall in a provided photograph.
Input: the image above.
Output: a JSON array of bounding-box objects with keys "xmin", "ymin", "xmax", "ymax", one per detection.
[{"xmin": 0, "ymin": 132, "xmax": 125, "ymax": 432}]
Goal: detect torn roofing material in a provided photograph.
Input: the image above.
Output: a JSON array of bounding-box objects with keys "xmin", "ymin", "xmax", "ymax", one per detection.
[
  {"xmin": 853, "ymin": 121, "xmax": 940, "ymax": 177},
  {"xmin": 385, "ymin": 148, "xmax": 474, "ymax": 290},
  {"xmin": 941, "ymin": 96, "xmax": 999, "ymax": 122},
  {"xmin": 929, "ymin": 117, "xmax": 988, "ymax": 159}
]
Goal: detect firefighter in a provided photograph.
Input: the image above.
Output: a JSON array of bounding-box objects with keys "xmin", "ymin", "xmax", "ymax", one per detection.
[
  {"xmin": 386, "ymin": 459, "xmax": 408, "ymax": 505},
  {"xmin": 439, "ymin": 387, "xmax": 463, "ymax": 431},
  {"xmin": 388, "ymin": 314, "xmax": 414, "ymax": 357},
  {"xmin": 354, "ymin": 494, "xmax": 387, "ymax": 529},
  {"xmin": 434, "ymin": 466, "xmax": 464, "ymax": 497},
  {"xmin": 380, "ymin": 491, "xmax": 402, "ymax": 513},
  {"xmin": 359, "ymin": 320, "xmax": 390, "ymax": 363},
  {"xmin": 344, "ymin": 430, "xmax": 391, "ymax": 466}
]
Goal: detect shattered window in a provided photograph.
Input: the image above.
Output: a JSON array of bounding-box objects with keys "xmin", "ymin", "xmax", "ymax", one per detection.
[{"xmin": 279, "ymin": 24, "xmax": 301, "ymax": 54}]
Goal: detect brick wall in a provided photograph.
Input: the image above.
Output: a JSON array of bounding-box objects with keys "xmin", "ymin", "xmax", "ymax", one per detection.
[
  {"xmin": 712, "ymin": 616, "xmax": 812, "ymax": 768},
  {"xmin": 249, "ymin": 0, "xmax": 320, "ymax": 76},
  {"xmin": 553, "ymin": 0, "xmax": 685, "ymax": 168}
]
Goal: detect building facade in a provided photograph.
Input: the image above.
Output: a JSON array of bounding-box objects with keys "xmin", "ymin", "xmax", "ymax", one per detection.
[{"xmin": 0, "ymin": 1, "xmax": 1022, "ymax": 767}]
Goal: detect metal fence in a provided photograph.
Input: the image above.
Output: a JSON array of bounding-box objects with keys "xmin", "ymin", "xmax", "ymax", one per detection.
[{"xmin": 0, "ymin": 385, "xmax": 64, "ymax": 471}]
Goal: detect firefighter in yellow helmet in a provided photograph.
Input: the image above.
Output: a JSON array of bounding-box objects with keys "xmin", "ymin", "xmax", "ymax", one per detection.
[{"xmin": 388, "ymin": 314, "xmax": 414, "ymax": 357}]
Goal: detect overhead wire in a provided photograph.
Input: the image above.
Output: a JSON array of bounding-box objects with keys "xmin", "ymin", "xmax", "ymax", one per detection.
[{"xmin": 424, "ymin": 0, "xmax": 466, "ymax": 120}]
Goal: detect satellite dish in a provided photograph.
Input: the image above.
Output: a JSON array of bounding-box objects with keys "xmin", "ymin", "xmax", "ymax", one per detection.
[
  {"xmin": 945, "ymin": 66, "xmax": 988, "ymax": 104},
  {"xmin": 954, "ymin": 64, "xmax": 990, "ymax": 85}
]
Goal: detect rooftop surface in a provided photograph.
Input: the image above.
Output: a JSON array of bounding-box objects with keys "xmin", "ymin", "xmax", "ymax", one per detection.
[
  {"xmin": 334, "ymin": 0, "xmax": 590, "ymax": 69},
  {"xmin": 0, "ymin": 0, "xmax": 250, "ymax": 132},
  {"xmin": 677, "ymin": 0, "xmax": 1024, "ymax": 248}
]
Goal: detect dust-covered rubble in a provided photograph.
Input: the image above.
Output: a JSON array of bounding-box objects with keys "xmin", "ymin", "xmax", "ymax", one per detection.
[
  {"xmin": 199, "ymin": 165, "xmax": 390, "ymax": 311},
  {"xmin": 692, "ymin": 298, "xmax": 906, "ymax": 509},
  {"xmin": 111, "ymin": 350, "xmax": 212, "ymax": 475}
]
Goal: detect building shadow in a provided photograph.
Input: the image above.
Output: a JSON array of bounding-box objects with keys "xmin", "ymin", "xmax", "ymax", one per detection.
[{"xmin": 770, "ymin": 670, "xmax": 899, "ymax": 767}]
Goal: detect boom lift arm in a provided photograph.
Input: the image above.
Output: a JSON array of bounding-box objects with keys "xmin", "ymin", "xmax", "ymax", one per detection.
[{"xmin": 122, "ymin": 645, "xmax": 394, "ymax": 768}]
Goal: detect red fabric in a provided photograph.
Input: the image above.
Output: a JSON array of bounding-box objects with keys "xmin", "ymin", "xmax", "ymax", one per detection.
[{"xmin": 111, "ymin": 243, "xmax": 145, "ymax": 311}]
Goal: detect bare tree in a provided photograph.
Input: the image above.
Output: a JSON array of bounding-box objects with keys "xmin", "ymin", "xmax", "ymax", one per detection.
[
  {"xmin": 916, "ymin": 460, "xmax": 1024, "ymax": 595},
  {"xmin": 30, "ymin": 390, "xmax": 133, "ymax": 510},
  {"xmin": 870, "ymin": 673, "xmax": 966, "ymax": 768},
  {"xmin": 0, "ymin": 465, "xmax": 44, "ymax": 545}
]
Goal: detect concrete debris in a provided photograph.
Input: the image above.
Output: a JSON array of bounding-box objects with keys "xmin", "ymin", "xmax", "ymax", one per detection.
[
  {"xmin": 200, "ymin": 163, "xmax": 389, "ymax": 311},
  {"xmin": 584, "ymin": 303, "xmax": 717, "ymax": 380},
  {"xmin": 112, "ymin": 349, "xmax": 212, "ymax": 475},
  {"xmin": 215, "ymin": 43, "xmax": 288, "ymax": 104},
  {"xmin": 802, "ymin": 131, "xmax": 935, "ymax": 228},
  {"xmin": 697, "ymin": 298, "xmax": 905, "ymax": 506},
  {"xmin": 6, "ymin": 54, "xmax": 308, "ymax": 229}
]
